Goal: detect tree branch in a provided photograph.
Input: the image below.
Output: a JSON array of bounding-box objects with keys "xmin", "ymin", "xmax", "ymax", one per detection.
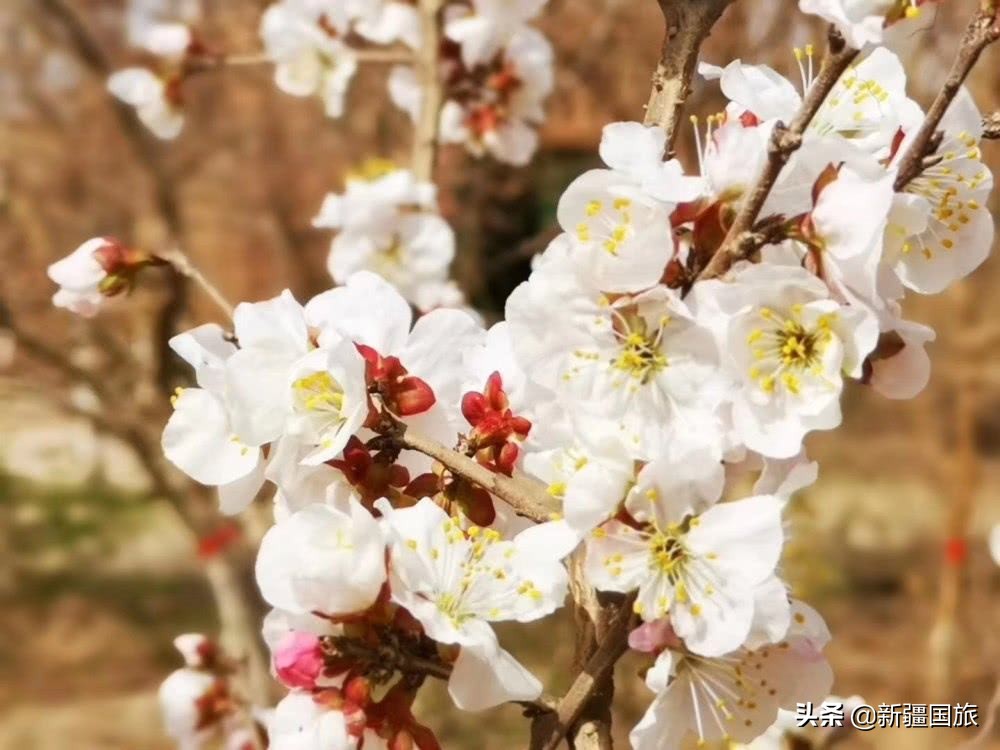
[
  {"xmin": 36, "ymin": 0, "xmax": 192, "ymax": 391},
  {"xmin": 893, "ymin": 3, "xmax": 1000, "ymax": 191},
  {"xmin": 529, "ymin": 593, "xmax": 636, "ymax": 750},
  {"xmin": 643, "ymin": 0, "xmax": 735, "ymax": 150},
  {"xmin": 157, "ymin": 247, "xmax": 236, "ymax": 320},
  {"xmin": 696, "ymin": 26, "xmax": 858, "ymax": 281},
  {"xmin": 412, "ymin": 0, "xmax": 447, "ymax": 181},
  {"xmin": 390, "ymin": 422, "xmax": 560, "ymax": 523}
]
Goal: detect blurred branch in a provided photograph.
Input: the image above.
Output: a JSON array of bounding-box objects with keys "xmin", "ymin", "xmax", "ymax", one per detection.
[
  {"xmin": 643, "ymin": 0, "xmax": 735, "ymax": 151},
  {"xmin": 697, "ymin": 26, "xmax": 858, "ymax": 281},
  {"xmin": 3, "ymin": 297, "xmax": 272, "ymax": 707},
  {"xmin": 412, "ymin": 0, "xmax": 447, "ymax": 181},
  {"xmin": 36, "ymin": 0, "xmax": 192, "ymax": 392},
  {"xmin": 958, "ymin": 675, "xmax": 1000, "ymax": 748},
  {"xmin": 893, "ymin": 3, "xmax": 1000, "ymax": 190},
  {"xmin": 0, "ymin": 296, "xmax": 114, "ymax": 404},
  {"xmin": 983, "ymin": 111, "xmax": 1000, "ymax": 139},
  {"xmin": 187, "ymin": 47, "xmax": 414, "ymax": 74},
  {"xmin": 562, "ymin": 557, "xmax": 626, "ymax": 750},
  {"xmin": 486, "ymin": 224, "xmax": 561, "ymax": 275}
]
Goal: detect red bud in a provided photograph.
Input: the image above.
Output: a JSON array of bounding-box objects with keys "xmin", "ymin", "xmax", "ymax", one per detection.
[
  {"xmin": 394, "ymin": 375, "xmax": 436, "ymax": 416},
  {"xmin": 344, "ymin": 675, "xmax": 372, "ymax": 708},
  {"xmin": 461, "ymin": 392, "xmax": 488, "ymax": 426}
]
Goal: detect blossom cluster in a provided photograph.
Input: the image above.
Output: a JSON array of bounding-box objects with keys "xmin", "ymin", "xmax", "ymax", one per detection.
[
  {"xmin": 158, "ymin": 633, "xmax": 261, "ymax": 750},
  {"xmin": 47, "ymin": 1, "xmax": 997, "ymax": 748},
  {"xmin": 312, "ymin": 160, "xmax": 465, "ymax": 311},
  {"xmin": 106, "ymin": 0, "xmax": 556, "ymax": 165},
  {"xmin": 389, "ymin": 0, "xmax": 554, "ymax": 165}
]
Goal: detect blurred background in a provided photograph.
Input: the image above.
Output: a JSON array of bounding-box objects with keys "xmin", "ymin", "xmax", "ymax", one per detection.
[{"xmin": 1, "ymin": 0, "xmax": 999, "ymax": 748}]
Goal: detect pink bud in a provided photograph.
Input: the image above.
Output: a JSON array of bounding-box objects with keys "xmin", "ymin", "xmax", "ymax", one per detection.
[
  {"xmin": 628, "ymin": 619, "xmax": 681, "ymax": 654},
  {"xmin": 274, "ymin": 632, "xmax": 324, "ymax": 690}
]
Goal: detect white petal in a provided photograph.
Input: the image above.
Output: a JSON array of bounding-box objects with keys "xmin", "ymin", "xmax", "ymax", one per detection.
[
  {"xmin": 449, "ymin": 636, "xmax": 542, "ymax": 711},
  {"xmin": 107, "ymin": 68, "xmax": 161, "ymax": 106},
  {"xmin": 162, "ymin": 388, "xmax": 260, "ymax": 486}
]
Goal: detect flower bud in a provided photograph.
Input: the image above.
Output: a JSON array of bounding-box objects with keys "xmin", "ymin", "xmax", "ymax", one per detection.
[
  {"xmin": 343, "ymin": 675, "xmax": 372, "ymax": 709},
  {"xmin": 47, "ymin": 237, "xmax": 157, "ymax": 317},
  {"xmin": 274, "ymin": 631, "xmax": 325, "ymax": 690}
]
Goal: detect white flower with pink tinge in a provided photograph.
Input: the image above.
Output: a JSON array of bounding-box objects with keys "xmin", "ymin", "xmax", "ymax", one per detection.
[
  {"xmin": 47, "ymin": 237, "xmax": 140, "ymax": 317},
  {"xmin": 630, "ymin": 603, "xmax": 834, "ymax": 750},
  {"xmin": 586, "ymin": 460, "xmax": 785, "ymax": 656}
]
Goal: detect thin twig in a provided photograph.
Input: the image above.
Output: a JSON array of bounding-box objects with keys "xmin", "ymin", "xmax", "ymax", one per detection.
[
  {"xmin": 157, "ymin": 247, "xmax": 236, "ymax": 320},
  {"xmin": 957, "ymin": 674, "xmax": 1000, "ymax": 748},
  {"xmin": 391, "ymin": 422, "xmax": 560, "ymax": 523},
  {"xmin": 192, "ymin": 47, "xmax": 414, "ymax": 72},
  {"xmin": 411, "ymin": 0, "xmax": 447, "ymax": 181},
  {"xmin": 893, "ymin": 3, "xmax": 1000, "ymax": 191},
  {"xmin": 697, "ymin": 26, "xmax": 858, "ymax": 282},
  {"xmin": 643, "ymin": 0, "xmax": 735, "ymax": 151},
  {"xmin": 354, "ymin": 48, "xmax": 416, "ymax": 64}
]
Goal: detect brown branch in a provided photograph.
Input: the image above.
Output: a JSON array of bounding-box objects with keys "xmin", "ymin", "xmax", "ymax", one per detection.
[
  {"xmin": 985, "ymin": 111, "xmax": 1000, "ymax": 139},
  {"xmin": 186, "ymin": 47, "xmax": 415, "ymax": 74},
  {"xmin": 696, "ymin": 26, "xmax": 858, "ymax": 282},
  {"xmin": 529, "ymin": 593, "xmax": 636, "ymax": 750},
  {"xmin": 157, "ymin": 247, "xmax": 235, "ymax": 320},
  {"xmin": 893, "ymin": 4, "xmax": 1000, "ymax": 191},
  {"xmin": 391, "ymin": 422, "xmax": 560, "ymax": 523},
  {"xmin": 411, "ymin": 0, "xmax": 447, "ymax": 181},
  {"xmin": 643, "ymin": 0, "xmax": 735, "ymax": 151}
]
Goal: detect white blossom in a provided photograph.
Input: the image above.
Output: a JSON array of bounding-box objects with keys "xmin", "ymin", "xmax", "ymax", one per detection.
[
  {"xmin": 378, "ymin": 497, "xmax": 568, "ymax": 710},
  {"xmin": 630, "ymin": 602, "xmax": 834, "ymax": 750},
  {"xmin": 268, "ymin": 691, "xmax": 352, "ymax": 750},
  {"xmin": 108, "ymin": 68, "xmax": 184, "ymax": 139},
  {"xmin": 256, "ymin": 497, "xmax": 386, "ymax": 617},
  {"xmin": 47, "ymin": 238, "xmax": 116, "ymax": 317},
  {"xmin": 587, "ymin": 480, "xmax": 784, "ymax": 655},
  {"xmin": 261, "ymin": 0, "xmax": 358, "ymax": 118}
]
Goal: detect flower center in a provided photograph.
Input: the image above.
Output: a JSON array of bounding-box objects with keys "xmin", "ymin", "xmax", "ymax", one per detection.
[
  {"xmin": 650, "ymin": 531, "xmax": 688, "ymax": 577},
  {"xmin": 611, "ymin": 313, "xmax": 670, "ymax": 384},
  {"xmin": 903, "ymin": 132, "xmax": 989, "ymax": 260},
  {"xmin": 746, "ymin": 306, "xmax": 835, "ymax": 395},
  {"xmin": 435, "ymin": 593, "xmax": 474, "ymax": 627},
  {"xmin": 348, "ymin": 157, "xmax": 397, "ymax": 182},
  {"xmin": 575, "ymin": 198, "xmax": 634, "ymax": 257},
  {"xmin": 614, "ymin": 331, "xmax": 668, "ymax": 382},
  {"xmin": 293, "ymin": 371, "xmax": 346, "ymax": 413},
  {"xmin": 374, "ymin": 235, "xmax": 406, "ymax": 271}
]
